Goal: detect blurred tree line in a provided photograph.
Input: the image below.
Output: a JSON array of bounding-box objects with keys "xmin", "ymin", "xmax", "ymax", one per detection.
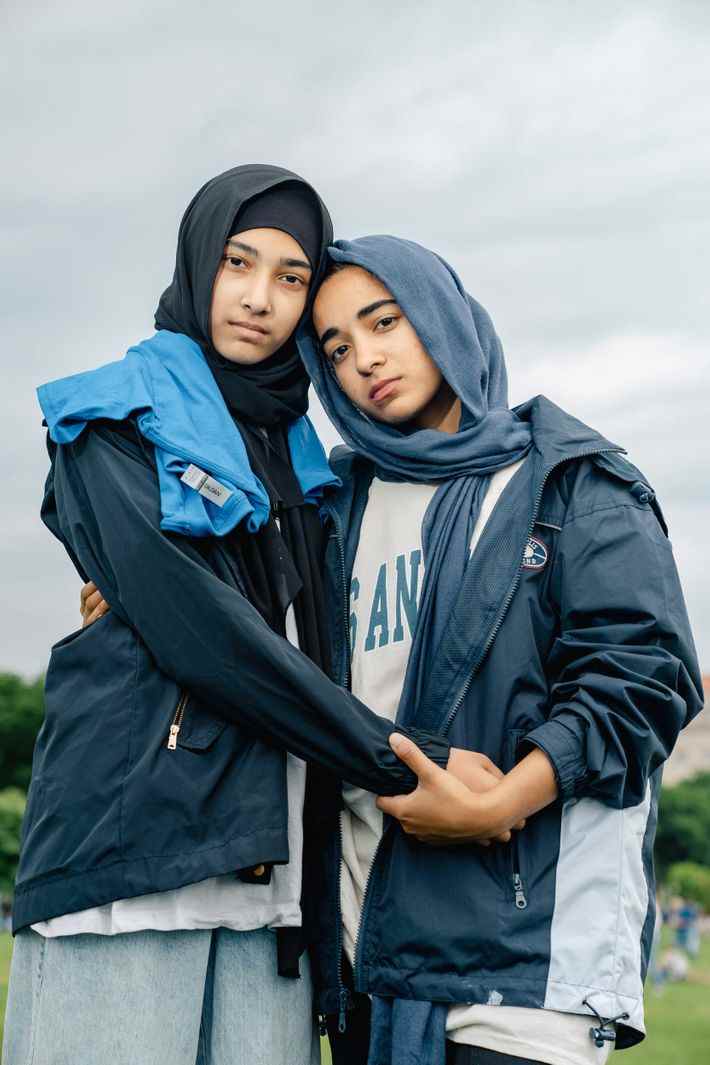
[
  {"xmin": 0, "ymin": 672, "xmax": 709, "ymax": 905},
  {"xmin": 0, "ymin": 674, "xmax": 44, "ymax": 894},
  {"xmin": 655, "ymin": 770, "xmax": 710, "ymax": 911}
]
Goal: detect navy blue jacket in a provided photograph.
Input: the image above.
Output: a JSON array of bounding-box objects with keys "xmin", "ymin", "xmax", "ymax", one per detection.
[
  {"xmin": 13, "ymin": 421, "xmax": 449, "ymax": 932},
  {"xmin": 313, "ymin": 396, "xmax": 703, "ymax": 1049}
]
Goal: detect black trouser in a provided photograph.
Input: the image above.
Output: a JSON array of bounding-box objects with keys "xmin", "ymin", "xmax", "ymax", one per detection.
[
  {"xmin": 327, "ymin": 991, "xmax": 546, "ymax": 1065},
  {"xmin": 446, "ymin": 1045, "xmax": 548, "ymax": 1065}
]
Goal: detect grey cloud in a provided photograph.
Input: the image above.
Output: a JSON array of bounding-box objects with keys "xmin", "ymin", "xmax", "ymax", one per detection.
[{"xmin": 2, "ymin": 0, "xmax": 708, "ymax": 675}]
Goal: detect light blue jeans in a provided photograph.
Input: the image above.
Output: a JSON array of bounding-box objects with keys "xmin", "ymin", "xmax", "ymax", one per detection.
[{"xmin": 2, "ymin": 927, "xmax": 320, "ymax": 1065}]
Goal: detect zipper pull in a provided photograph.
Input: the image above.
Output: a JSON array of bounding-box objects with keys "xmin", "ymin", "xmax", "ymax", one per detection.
[
  {"xmin": 167, "ymin": 724, "xmax": 180, "ymax": 750},
  {"xmin": 318, "ymin": 1014, "xmax": 327, "ymax": 1038},
  {"xmin": 513, "ymin": 873, "xmax": 528, "ymax": 909},
  {"xmin": 338, "ymin": 988, "xmax": 348, "ymax": 1033}
]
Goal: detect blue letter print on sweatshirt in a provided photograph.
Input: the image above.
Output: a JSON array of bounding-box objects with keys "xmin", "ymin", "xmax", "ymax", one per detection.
[
  {"xmin": 365, "ymin": 564, "xmax": 390, "ymax": 651},
  {"xmin": 393, "ymin": 550, "xmax": 421, "ymax": 642},
  {"xmin": 353, "ymin": 550, "xmax": 423, "ymax": 656}
]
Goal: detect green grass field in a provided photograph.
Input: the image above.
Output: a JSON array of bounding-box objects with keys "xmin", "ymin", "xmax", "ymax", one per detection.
[
  {"xmin": 1, "ymin": 933, "xmax": 708, "ymax": 1062},
  {"xmin": 624, "ymin": 932, "xmax": 710, "ymax": 1065}
]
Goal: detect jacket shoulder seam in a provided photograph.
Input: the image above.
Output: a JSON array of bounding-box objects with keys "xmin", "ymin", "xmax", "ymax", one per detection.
[{"xmin": 562, "ymin": 500, "xmax": 651, "ymax": 529}]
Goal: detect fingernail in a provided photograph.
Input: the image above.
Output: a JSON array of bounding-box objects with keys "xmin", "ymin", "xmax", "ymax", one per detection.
[{"xmin": 390, "ymin": 732, "xmax": 405, "ymax": 751}]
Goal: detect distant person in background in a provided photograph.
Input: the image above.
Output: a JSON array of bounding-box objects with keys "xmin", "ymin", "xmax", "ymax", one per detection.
[
  {"xmin": 675, "ymin": 898, "xmax": 700, "ymax": 957},
  {"xmin": 648, "ymin": 893, "xmax": 666, "ymax": 992}
]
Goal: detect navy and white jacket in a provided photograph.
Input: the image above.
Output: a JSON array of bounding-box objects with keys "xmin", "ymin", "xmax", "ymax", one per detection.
[
  {"xmin": 13, "ymin": 420, "xmax": 449, "ymax": 932},
  {"xmin": 311, "ymin": 395, "xmax": 703, "ymax": 1050}
]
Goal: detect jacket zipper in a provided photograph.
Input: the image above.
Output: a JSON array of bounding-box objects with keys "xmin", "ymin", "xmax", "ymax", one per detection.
[
  {"xmin": 326, "ymin": 509, "xmax": 352, "ymax": 690},
  {"xmin": 318, "ymin": 812, "xmax": 349, "ymax": 1036},
  {"xmin": 352, "ymin": 823, "xmax": 388, "ymax": 988},
  {"xmin": 166, "ymin": 692, "xmax": 189, "ymax": 750},
  {"xmin": 507, "ymin": 731, "xmax": 528, "ymax": 909},
  {"xmin": 354, "ymin": 446, "xmax": 623, "ymax": 959},
  {"xmin": 327, "ymin": 508, "xmax": 380, "ymax": 1019},
  {"xmin": 513, "ymin": 871, "xmax": 528, "ymax": 909},
  {"xmin": 323, "ymin": 515, "xmax": 351, "ymax": 1030},
  {"xmin": 512, "ymin": 827, "xmax": 527, "ymax": 909}
]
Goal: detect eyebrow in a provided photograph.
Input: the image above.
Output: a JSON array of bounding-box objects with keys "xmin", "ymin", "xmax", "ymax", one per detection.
[
  {"xmin": 319, "ymin": 299, "xmax": 399, "ymax": 349},
  {"xmin": 226, "ymin": 239, "xmax": 311, "ymax": 273},
  {"xmin": 280, "ymin": 257, "xmax": 312, "ymax": 271},
  {"xmin": 357, "ymin": 298, "xmax": 398, "ymax": 319},
  {"xmin": 319, "ymin": 326, "xmax": 340, "ymax": 348},
  {"xmin": 227, "ymin": 238, "xmax": 258, "ymax": 256}
]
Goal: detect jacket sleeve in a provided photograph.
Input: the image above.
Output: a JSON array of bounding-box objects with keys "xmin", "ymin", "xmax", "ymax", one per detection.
[
  {"xmin": 47, "ymin": 425, "xmax": 450, "ymax": 795},
  {"xmin": 523, "ymin": 478, "xmax": 703, "ymax": 808}
]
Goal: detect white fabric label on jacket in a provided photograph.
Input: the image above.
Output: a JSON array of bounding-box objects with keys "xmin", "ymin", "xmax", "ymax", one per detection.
[{"xmin": 180, "ymin": 464, "xmax": 232, "ymax": 507}]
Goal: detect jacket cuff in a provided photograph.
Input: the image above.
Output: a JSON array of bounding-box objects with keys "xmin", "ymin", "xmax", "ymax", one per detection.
[
  {"xmin": 396, "ymin": 727, "xmax": 451, "ymax": 770},
  {"xmin": 523, "ymin": 714, "xmax": 588, "ymax": 801}
]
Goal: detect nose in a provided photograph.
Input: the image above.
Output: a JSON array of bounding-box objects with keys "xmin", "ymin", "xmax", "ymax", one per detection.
[
  {"xmin": 355, "ymin": 337, "xmax": 386, "ymax": 376},
  {"xmin": 240, "ymin": 272, "xmax": 271, "ymax": 315}
]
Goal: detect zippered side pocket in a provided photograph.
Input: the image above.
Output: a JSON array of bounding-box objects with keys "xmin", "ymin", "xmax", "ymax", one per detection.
[
  {"xmin": 511, "ymin": 852, "xmax": 528, "ymax": 909},
  {"xmin": 167, "ymin": 692, "xmax": 189, "ymax": 750},
  {"xmin": 165, "ymin": 691, "xmax": 228, "ymax": 751},
  {"xmin": 504, "ymin": 729, "xmax": 528, "ymax": 909}
]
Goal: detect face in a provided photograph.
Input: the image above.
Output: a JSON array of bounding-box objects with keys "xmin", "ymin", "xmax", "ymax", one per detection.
[
  {"xmin": 209, "ymin": 227, "xmax": 312, "ymax": 364},
  {"xmin": 313, "ymin": 266, "xmax": 459, "ymax": 431}
]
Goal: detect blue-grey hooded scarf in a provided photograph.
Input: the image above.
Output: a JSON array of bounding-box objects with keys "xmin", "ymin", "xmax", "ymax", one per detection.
[{"xmin": 297, "ymin": 235, "xmax": 533, "ymax": 1065}]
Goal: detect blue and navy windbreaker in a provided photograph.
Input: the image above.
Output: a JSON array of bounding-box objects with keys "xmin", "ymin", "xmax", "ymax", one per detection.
[{"xmin": 311, "ymin": 395, "xmax": 703, "ymax": 1050}]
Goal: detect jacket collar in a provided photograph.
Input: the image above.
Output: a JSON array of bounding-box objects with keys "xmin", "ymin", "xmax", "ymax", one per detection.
[
  {"xmin": 514, "ymin": 394, "xmax": 622, "ymax": 467},
  {"xmin": 325, "ymin": 395, "xmax": 624, "ymax": 527}
]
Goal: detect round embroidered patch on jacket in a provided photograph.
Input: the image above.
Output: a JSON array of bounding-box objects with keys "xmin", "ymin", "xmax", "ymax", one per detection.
[{"xmin": 522, "ymin": 535, "xmax": 548, "ymax": 570}]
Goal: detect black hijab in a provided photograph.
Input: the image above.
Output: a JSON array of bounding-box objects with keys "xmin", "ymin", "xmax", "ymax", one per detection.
[
  {"xmin": 156, "ymin": 166, "xmax": 337, "ymax": 977},
  {"xmin": 155, "ymin": 164, "xmax": 334, "ymax": 692}
]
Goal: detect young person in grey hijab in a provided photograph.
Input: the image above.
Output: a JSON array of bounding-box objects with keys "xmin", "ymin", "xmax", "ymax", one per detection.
[{"xmin": 296, "ymin": 236, "xmax": 701, "ymax": 1065}]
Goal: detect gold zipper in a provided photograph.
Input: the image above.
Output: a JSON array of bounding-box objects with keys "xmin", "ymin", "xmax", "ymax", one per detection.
[{"xmin": 166, "ymin": 692, "xmax": 189, "ymax": 750}]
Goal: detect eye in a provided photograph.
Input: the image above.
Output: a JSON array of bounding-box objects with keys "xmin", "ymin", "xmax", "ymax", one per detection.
[
  {"xmin": 328, "ymin": 344, "xmax": 350, "ymax": 365},
  {"xmin": 375, "ymin": 314, "xmax": 398, "ymax": 330},
  {"xmin": 224, "ymin": 255, "xmax": 247, "ymax": 270},
  {"xmin": 280, "ymin": 274, "xmax": 306, "ymax": 287}
]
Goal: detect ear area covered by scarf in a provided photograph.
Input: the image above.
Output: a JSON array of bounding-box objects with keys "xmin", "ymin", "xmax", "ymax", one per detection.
[{"xmin": 37, "ymin": 330, "xmax": 339, "ymax": 538}]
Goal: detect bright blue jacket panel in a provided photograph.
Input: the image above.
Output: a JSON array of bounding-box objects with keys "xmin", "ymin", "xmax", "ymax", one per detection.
[{"xmin": 37, "ymin": 331, "xmax": 338, "ymax": 537}]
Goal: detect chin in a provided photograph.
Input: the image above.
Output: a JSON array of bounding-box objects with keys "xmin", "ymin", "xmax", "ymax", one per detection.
[
  {"xmin": 367, "ymin": 409, "xmax": 417, "ymax": 427},
  {"xmin": 216, "ymin": 340, "xmax": 276, "ymax": 365},
  {"xmin": 364, "ymin": 396, "xmax": 421, "ymax": 426}
]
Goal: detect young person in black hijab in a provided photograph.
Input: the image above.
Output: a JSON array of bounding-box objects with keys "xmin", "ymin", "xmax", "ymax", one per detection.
[
  {"xmin": 3, "ymin": 166, "xmax": 471, "ymax": 1065},
  {"xmin": 157, "ymin": 170, "xmax": 332, "ymax": 672}
]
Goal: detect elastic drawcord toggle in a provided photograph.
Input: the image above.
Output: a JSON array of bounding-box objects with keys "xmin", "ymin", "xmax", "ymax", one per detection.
[{"xmin": 582, "ymin": 998, "xmax": 629, "ymax": 1048}]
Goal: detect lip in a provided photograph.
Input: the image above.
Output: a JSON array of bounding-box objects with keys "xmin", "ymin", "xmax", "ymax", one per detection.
[
  {"xmin": 369, "ymin": 377, "xmax": 401, "ymax": 403},
  {"xmin": 229, "ymin": 320, "xmax": 270, "ymax": 338}
]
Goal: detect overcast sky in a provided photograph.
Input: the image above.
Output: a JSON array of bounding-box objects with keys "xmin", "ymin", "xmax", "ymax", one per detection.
[{"xmin": 2, "ymin": 0, "xmax": 709, "ymax": 677}]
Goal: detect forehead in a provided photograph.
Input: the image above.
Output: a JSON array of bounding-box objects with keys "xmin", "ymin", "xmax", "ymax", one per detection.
[
  {"xmin": 228, "ymin": 226, "xmax": 308, "ymax": 262},
  {"xmin": 313, "ymin": 266, "xmax": 392, "ymax": 326}
]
